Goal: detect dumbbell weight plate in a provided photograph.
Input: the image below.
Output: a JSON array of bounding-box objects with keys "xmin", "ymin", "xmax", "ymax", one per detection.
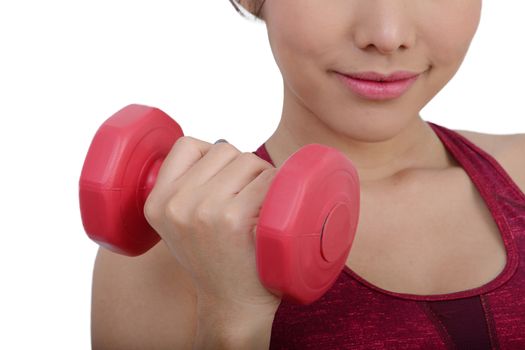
[
  {"xmin": 79, "ymin": 104, "xmax": 183, "ymax": 256},
  {"xmin": 79, "ymin": 104, "xmax": 360, "ymax": 305},
  {"xmin": 256, "ymin": 144, "xmax": 360, "ymax": 305}
]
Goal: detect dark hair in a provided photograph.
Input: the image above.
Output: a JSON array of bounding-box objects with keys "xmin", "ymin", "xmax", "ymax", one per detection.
[{"xmin": 228, "ymin": 0, "xmax": 266, "ymax": 21}]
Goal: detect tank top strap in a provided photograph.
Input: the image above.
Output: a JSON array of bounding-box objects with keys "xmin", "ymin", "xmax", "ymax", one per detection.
[
  {"xmin": 427, "ymin": 122, "xmax": 523, "ymax": 286},
  {"xmin": 254, "ymin": 124, "xmax": 525, "ymax": 208},
  {"xmin": 427, "ymin": 122, "xmax": 525, "ymax": 210}
]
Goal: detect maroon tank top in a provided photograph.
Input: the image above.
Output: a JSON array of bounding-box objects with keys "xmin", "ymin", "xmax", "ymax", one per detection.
[{"xmin": 252, "ymin": 122, "xmax": 525, "ymax": 349}]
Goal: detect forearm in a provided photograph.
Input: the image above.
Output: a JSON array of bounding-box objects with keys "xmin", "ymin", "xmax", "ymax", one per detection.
[{"xmin": 192, "ymin": 298, "xmax": 278, "ymax": 350}]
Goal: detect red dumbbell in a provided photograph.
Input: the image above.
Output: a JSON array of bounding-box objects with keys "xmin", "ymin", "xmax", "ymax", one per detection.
[{"xmin": 79, "ymin": 104, "xmax": 360, "ymax": 304}]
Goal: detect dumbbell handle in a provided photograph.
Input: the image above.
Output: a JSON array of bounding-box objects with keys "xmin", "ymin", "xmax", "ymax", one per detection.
[{"xmin": 80, "ymin": 104, "xmax": 360, "ymax": 304}]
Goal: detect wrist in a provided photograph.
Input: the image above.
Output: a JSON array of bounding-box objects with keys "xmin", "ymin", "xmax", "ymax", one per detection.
[{"xmin": 193, "ymin": 297, "xmax": 279, "ymax": 350}]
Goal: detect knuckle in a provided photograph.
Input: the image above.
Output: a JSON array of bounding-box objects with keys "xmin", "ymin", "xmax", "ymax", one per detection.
[
  {"xmin": 193, "ymin": 201, "xmax": 215, "ymax": 226},
  {"xmin": 219, "ymin": 207, "xmax": 243, "ymax": 233},
  {"xmin": 165, "ymin": 197, "xmax": 187, "ymax": 227},
  {"xmin": 214, "ymin": 141, "xmax": 239, "ymax": 155},
  {"xmin": 178, "ymin": 135, "xmax": 196, "ymax": 145},
  {"xmin": 144, "ymin": 189, "xmax": 167, "ymax": 224},
  {"xmin": 172, "ymin": 136, "xmax": 197, "ymax": 152},
  {"xmin": 172, "ymin": 136, "xmax": 187, "ymax": 148},
  {"xmin": 143, "ymin": 198, "xmax": 158, "ymax": 223}
]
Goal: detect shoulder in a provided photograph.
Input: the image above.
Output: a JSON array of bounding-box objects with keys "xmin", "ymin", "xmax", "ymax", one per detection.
[{"xmin": 453, "ymin": 128, "xmax": 525, "ymax": 195}]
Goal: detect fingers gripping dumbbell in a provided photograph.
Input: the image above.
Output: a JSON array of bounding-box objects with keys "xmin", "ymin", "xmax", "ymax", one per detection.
[{"xmin": 79, "ymin": 104, "xmax": 360, "ymax": 304}]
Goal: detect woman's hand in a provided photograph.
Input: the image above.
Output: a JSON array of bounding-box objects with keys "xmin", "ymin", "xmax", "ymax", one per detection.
[{"xmin": 144, "ymin": 136, "xmax": 282, "ymax": 312}]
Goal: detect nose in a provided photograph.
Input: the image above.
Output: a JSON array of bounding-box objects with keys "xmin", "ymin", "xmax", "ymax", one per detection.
[{"xmin": 352, "ymin": 1, "xmax": 416, "ymax": 55}]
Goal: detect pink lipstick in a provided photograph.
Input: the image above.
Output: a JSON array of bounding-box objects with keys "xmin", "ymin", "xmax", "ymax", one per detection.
[{"xmin": 334, "ymin": 71, "xmax": 420, "ymax": 100}]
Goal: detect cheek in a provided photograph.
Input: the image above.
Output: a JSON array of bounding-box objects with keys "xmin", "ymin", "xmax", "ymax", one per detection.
[
  {"xmin": 268, "ymin": 26, "xmax": 317, "ymax": 74},
  {"xmin": 266, "ymin": 6, "xmax": 339, "ymax": 113},
  {"xmin": 266, "ymin": 1, "xmax": 334, "ymax": 77},
  {"xmin": 415, "ymin": 1, "xmax": 481, "ymax": 106},
  {"xmin": 272, "ymin": 37, "xmax": 336, "ymax": 124},
  {"xmin": 424, "ymin": 2, "xmax": 481, "ymax": 70}
]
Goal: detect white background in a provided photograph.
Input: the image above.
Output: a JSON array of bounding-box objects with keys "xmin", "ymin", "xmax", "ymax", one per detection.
[{"xmin": 0, "ymin": 1, "xmax": 524, "ymax": 348}]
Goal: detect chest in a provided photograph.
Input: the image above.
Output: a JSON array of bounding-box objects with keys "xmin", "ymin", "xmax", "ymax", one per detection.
[{"xmin": 345, "ymin": 167, "xmax": 508, "ymax": 296}]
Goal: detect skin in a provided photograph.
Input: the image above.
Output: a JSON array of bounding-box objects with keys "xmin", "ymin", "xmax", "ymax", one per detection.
[
  {"xmin": 244, "ymin": 0, "xmax": 525, "ymax": 295},
  {"xmin": 254, "ymin": 0, "xmax": 482, "ymax": 181},
  {"xmin": 91, "ymin": 1, "xmax": 525, "ymax": 347}
]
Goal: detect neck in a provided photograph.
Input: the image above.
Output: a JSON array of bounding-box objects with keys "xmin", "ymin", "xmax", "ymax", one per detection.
[{"xmin": 263, "ymin": 91, "xmax": 455, "ymax": 185}]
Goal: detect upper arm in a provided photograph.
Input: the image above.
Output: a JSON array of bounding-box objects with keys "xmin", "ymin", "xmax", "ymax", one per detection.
[
  {"xmin": 91, "ymin": 241, "xmax": 197, "ymax": 350},
  {"xmin": 504, "ymin": 133, "xmax": 525, "ymax": 195},
  {"xmin": 492, "ymin": 132, "xmax": 525, "ymax": 196}
]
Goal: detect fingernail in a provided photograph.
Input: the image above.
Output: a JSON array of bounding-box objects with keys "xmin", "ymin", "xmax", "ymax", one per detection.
[{"xmin": 214, "ymin": 139, "xmax": 229, "ymax": 144}]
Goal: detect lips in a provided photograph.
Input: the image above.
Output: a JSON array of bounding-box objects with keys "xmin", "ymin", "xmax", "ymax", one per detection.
[
  {"xmin": 334, "ymin": 70, "xmax": 421, "ymax": 100},
  {"xmin": 339, "ymin": 71, "xmax": 420, "ymax": 82}
]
